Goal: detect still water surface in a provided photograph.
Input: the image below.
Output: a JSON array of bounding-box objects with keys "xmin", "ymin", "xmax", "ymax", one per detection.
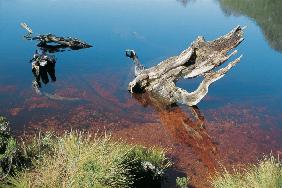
[{"xmin": 0, "ymin": 0, "xmax": 281, "ymax": 187}]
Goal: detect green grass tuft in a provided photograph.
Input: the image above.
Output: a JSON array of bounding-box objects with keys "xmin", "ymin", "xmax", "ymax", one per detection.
[
  {"xmin": 0, "ymin": 116, "xmax": 17, "ymax": 180},
  {"xmin": 176, "ymin": 176, "xmax": 190, "ymax": 188},
  {"xmin": 4, "ymin": 131, "xmax": 171, "ymax": 188},
  {"xmin": 211, "ymin": 155, "xmax": 282, "ymax": 188}
]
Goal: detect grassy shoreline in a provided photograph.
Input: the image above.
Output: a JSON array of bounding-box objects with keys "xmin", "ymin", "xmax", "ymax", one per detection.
[
  {"xmin": 0, "ymin": 117, "xmax": 171, "ymax": 188},
  {"xmin": 1, "ymin": 116, "xmax": 281, "ymax": 188},
  {"xmin": 211, "ymin": 155, "xmax": 282, "ymax": 188}
]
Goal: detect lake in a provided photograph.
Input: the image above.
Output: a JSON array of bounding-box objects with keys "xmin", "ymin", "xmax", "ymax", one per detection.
[{"xmin": 0, "ymin": 0, "xmax": 281, "ymax": 187}]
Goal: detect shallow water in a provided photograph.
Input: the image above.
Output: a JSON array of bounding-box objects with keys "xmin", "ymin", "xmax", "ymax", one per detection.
[{"xmin": 0, "ymin": 0, "xmax": 281, "ymax": 187}]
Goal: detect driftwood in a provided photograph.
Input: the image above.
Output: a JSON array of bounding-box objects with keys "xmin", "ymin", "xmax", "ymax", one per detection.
[
  {"xmin": 126, "ymin": 26, "xmax": 245, "ymax": 106},
  {"xmin": 20, "ymin": 23, "xmax": 89, "ymax": 101},
  {"xmin": 20, "ymin": 23, "xmax": 92, "ymax": 50}
]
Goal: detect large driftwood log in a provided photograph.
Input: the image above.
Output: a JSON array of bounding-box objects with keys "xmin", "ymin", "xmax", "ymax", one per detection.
[{"xmin": 126, "ymin": 26, "xmax": 245, "ymax": 106}]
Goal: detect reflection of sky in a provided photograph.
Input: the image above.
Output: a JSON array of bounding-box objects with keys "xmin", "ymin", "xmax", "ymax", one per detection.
[{"xmin": 0, "ymin": 0, "xmax": 281, "ymax": 111}]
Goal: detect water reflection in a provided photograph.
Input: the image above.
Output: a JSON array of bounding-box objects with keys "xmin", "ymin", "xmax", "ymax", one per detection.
[
  {"xmin": 219, "ymin": 0, "xmax": 282, "ymax": 52},
  {"xmin": 133, "ymin": 93, "xmax": 218, "ymax": 170},
  {"xmin": 176, "ymin": 0, "xmax": 195, "ymax": 7},
  {"xmin": 31, "ymin": 49, "xmax": 57, "ymax": 94},
  {"xmin": 24, "ymin": 31, "xmax": 91, "ymax": 100}
]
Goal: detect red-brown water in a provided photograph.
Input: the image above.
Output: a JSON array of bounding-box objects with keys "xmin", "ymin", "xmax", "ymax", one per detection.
[{"xmin": 2, "ymin": 73, "xmax": 281, "ymax": 187}]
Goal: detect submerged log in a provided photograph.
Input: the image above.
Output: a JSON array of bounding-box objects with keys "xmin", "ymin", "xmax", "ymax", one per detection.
[
  {"xmin": 20, "ymin": 22, "xmax": 92, "ymax": 50},
  {"xmin": 126, "ymin": 26, "xmax": 245, "ymax": 106}
]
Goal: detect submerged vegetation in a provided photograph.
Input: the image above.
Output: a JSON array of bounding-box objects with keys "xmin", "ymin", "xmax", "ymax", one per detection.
[
  {"xmin": 211, "ymin": 155, "xmax": 282, "ymax": 188},
  {"xmin": 0, "ymin": 116, "xmax": 171, "ymax": 188}
]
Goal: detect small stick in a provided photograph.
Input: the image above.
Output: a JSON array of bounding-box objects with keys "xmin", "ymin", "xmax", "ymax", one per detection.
[{"xmin": 20, "ymin": 22, "xmax": 33, "ymax": 34}]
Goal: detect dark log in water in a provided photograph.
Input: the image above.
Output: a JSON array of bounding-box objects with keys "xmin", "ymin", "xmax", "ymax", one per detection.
[
  {"xmin": 20, "ymin": 22, "xmax": 92, "ymax": 50},
  {"xmin": 126, "ymin": 26, "xmax": 245, "ymax": 106},
  {"xmin": 20, "ymin": 22, "xmax": 90, "ymax": 101}
]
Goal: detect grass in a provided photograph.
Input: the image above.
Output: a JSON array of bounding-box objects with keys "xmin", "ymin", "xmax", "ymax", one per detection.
[
  {"xmin": 2, "ymin": 116, "xmax": 281, "ymax": 188},
  {"xmin": 176, "ymin": 176, "xmax": 190, "ymax": 188},
  {"xmin": 2, "ymin": 131, "xmax": 171, "ymax": 188},
  {"xmin": 211, "ymin": 155, "xmax": 282, "ymax": 188},
  {"xmin": 0, "ymin": 116, "xmax": 17, "ymax": 180}
]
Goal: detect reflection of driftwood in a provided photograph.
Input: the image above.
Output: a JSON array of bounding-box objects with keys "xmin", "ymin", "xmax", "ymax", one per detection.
[
  {"xmin": 133, "ymin": 93, "xmax": 218, "ymax": 169},
  {"xmin": 176, "ymin": 0, "xmax": 195, "ymax": 7},
  {"xmin": 31, "ymin": 51, "xmax": 56, "ymax": 94},
  {"xmin": 126, "ymin": 26, "xmax": 245, "ymax": 106},
  {"xmin": 20, "ymin": 22, "xmax": 92, "ymax": 50},
  {"xmin": 20, "ymin": 23, "xmax": 90, "ymax": 101},
  {"xmin": 30, "ymin": 50, "xmax": 81, "ymax": 102}
]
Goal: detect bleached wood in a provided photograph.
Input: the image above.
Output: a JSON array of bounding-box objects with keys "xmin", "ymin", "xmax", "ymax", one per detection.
[{"xmin": 127, "ymin": 26, "xmax": 245, "ymax": 106}]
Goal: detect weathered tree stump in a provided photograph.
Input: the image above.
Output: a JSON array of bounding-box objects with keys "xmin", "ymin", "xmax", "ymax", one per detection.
[{"xmin": 126, "ymin": 26, "xmax": 245, "ymax": 106}]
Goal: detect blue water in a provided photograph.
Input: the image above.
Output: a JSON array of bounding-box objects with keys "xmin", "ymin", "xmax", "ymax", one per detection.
[{"xmin": 0, "ymin": 0, "xmax": 281, "ymax": 133}]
